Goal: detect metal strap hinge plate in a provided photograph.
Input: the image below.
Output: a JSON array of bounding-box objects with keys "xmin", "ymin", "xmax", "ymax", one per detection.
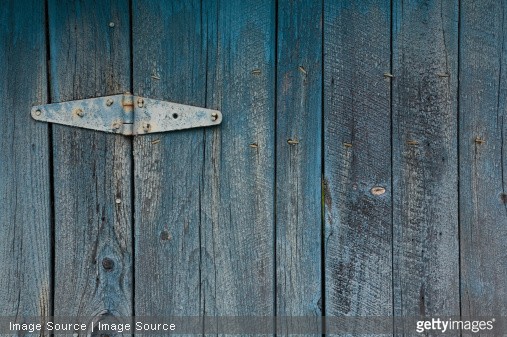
[{"xmin": 31, "ymin": 93, "xmax": 222, "ymax": 136}]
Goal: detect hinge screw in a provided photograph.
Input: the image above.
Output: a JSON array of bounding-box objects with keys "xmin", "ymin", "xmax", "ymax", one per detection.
[
  {"xmin": 143, "ymin": 123, "xmax": 151, "ymax": 132},
  {"xmin": 35, "ymin": 109, "xmax": 42, "ymax": 116},
  {"xmin": 106, "ymin": 99, "xmax": 114, "ymax": 106},
  {"xmin": 137, "ymin": 98, "xmax": 144, "ymax": 108},
  {"xmin": 76, "ymin": 108, "xmax": 84, "ymax": 117},
  {"xmin": 211, "ymin": 112, "xmax": 218, "ymax": 121},
  {"xmin": 112, "ymin": 122, "xmax": 121, "ymax": 130}
]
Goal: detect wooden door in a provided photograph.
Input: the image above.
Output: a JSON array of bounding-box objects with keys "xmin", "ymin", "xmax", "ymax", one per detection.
[{"xmin": 1, "ymin": 0, "xmax": 506, "ymax": 336}]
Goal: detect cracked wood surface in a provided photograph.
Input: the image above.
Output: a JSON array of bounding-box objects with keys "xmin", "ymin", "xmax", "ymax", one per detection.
[
  {"xmin": 132, "ymin": 0, "xmax": 206, "ymax": 324},
  {"xmin": 49, "ymin": 0, "xmax": 133, "ymax": 325},
  {"xmin": 392, "ymin": 0, "xmax": 460, "ymax": 332},
  {"xmin": 277, "ymin": 0, "xmax": 322, "ymax": 329},
  {"xmin": 324, "ymin": 2, "xmax": 393, "ymax": 335},
  {"xmin": 0, "ymin": 0, "xmax": 51, "ymax": 323},
  {"xmin": 460, "ymin": 0, "xmax": 507, "ymax": 320}
]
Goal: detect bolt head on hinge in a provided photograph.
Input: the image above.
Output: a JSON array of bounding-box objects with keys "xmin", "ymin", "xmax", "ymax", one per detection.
[{"xmin": 75, "ymin": 108, "xmax": 84, "ymax": 117}]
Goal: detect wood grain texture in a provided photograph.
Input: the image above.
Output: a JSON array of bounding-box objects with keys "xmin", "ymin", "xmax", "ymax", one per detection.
[
  {"xmin": 201, "ymin": 0, "xmax": 276, "ymax": 324},
  {"xmin": 132, "ymin": 0, "xmax": 206, "ymax": 323},
  {"xmin": 392, "ymin": 0, "xmax": 459, "ymax": 331},
  {"xmin": 0, "ymin": 0, "xmax": 51, "ymax": 322},
  {"xmin": 323, "ymin": 0, "xmax": 392, "ymax": 329},
  {"xmin": 6, "ymin": 3, "xmax": 507, "ymax": 336},
  {"xmin": 460, "ymin": 0, "xmax": 507, "ymax": 319},
  {"xmin": 276, "ymin": 0, "xmax": 322, "ymax": 331},
  {"xmin": 49, "ymin": 0, "xmax": 133, "ymax": 323}
]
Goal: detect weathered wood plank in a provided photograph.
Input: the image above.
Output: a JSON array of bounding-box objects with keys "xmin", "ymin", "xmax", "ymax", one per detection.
[
  {"xmin": 0, "ymin": 0, "xmax": 52, "ymax": 322},
  {"xmin": 201, "ymin": 0, "xmax": 276, "ymax": 327},
  {"xmin": 49, "ymin": 0, "xmax": 133, "ymax": 323},
  {"xmin": 132, "ymin": 0, "xmax": 205, "ymax": 324},
  {"xmin": 323, "ymin": 1, "xmax": 392, "ymax": 332},
  {"xmin": 460, "ymin": 0, "xmax": 507, "ymax": 320},
  {"xmin": 392, "ymin": 0, "xmax": 459, "ymax": 332},
  {"xmin": 276, "ymin": 0, "xmax": 322, "ymax": 331}
]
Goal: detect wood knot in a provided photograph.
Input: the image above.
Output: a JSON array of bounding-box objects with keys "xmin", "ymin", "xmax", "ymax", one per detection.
[
  {"xmin": 102, "ymin": 258, "xmax": 114, "ymax": 271},
  {"xmin": 371, "ymin": 186, "xmax": 386, "ymax": 196}
]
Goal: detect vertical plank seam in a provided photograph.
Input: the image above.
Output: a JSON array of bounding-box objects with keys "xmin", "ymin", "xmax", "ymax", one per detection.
[
  {"xmin": 199, "ymin": 137, "xmax": 204, "ymax": 330},
  {"xmin": 497, "ymin": 5, "xmax": 506, "ymax": 217},
  {"xmin": 389, "ymin": 0, "xmax": 395, "ymax": 334},
  {"xmin": 320, "ymin": 0, "xmax": 326, "ymax": 335},
  {"xmin": 44, "ymin": 0, "xmax": 56, "ymax": 321},
  {"xmin": 199, "ymin": 125, "xmax": 205, "ymax": 331},
  {"xmin": 457, "ymin": 0, "xmax": 463, "ymax": 325},
  {"xmin": 274, "ymin": 0, "xmax": 279, "ymax": 334},
  {"xmin": 200, "ymin": 0, "xmax": 207, "ymax": 330},
  {"xmin": 129, "ymin": 0, "xmax": 136, "ymax": 323}
]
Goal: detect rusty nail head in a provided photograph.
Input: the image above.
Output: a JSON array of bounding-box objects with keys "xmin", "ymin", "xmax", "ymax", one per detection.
[
  {"xmin": 137, "ymin": 98, "xmax": 144, "ymax": 108},
  {"xmin": 102, "ymin": 258, "xmax": 114, "ymax": 270},
  {"xmin": 76, "ymin": 108, "xmax": 84, "ymax": 117},
  {"xmin": 143, "ymin": 123, "xmax": 151, "ymax": 132},
  {"xmin": 475, "ymin": 137, "xmax": 485, "ymax": 144},
  {"xmin": 211, "ymin": 112, "xmax": 218, "ymax": 121},
  {"xmin": 35, "ymin": 109, "xmax": 42, "ymax": 116},
  {"xmin": 160, "ymin": 230, "xmax": 171, "ymax": 241},
  {"xmin": 106, "ymin": 99, "xmax": 114, "ymax": 106}
]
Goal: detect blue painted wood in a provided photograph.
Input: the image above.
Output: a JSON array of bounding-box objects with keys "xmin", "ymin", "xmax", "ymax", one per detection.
[
  {"xmin": 133, "ymin": 1, "xmax": 276, "ymax": 331},
  {"xmin": 201, "ymin": 0, "xmax": 276, "ymax": 323},
  {"xmin": 276, "ymin": 0, "xmax": 322, "ymax": 330},
  {"xmin": 0, "ymin": 0, "xmax": 52, "ymax": 322},
  {"xmin": 48, "ymin": 0, "xmax": 133, "ymax": 323},
  {"xmin": 392, "ymin": 0, "xmax": 459, "ymax": 331},
  {"xmin": 132, "ymin": 0, "xmax": 206, "ymax": 323},
  {"xmin": 460, "ymin": 0, "xmax": 507, "ymax": 318},
  {"xmin": 4, "ymin": 2, "xmax": 507, "ymax": 335},
  {"xmin": 324, "ymin": 0, "xmax": 392, "ymax": 330}
]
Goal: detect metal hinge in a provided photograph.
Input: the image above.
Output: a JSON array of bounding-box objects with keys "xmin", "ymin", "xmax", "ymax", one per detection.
[{"xmin": 31, "ymin": 93, "xmax": 222, "ymax": 136}]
